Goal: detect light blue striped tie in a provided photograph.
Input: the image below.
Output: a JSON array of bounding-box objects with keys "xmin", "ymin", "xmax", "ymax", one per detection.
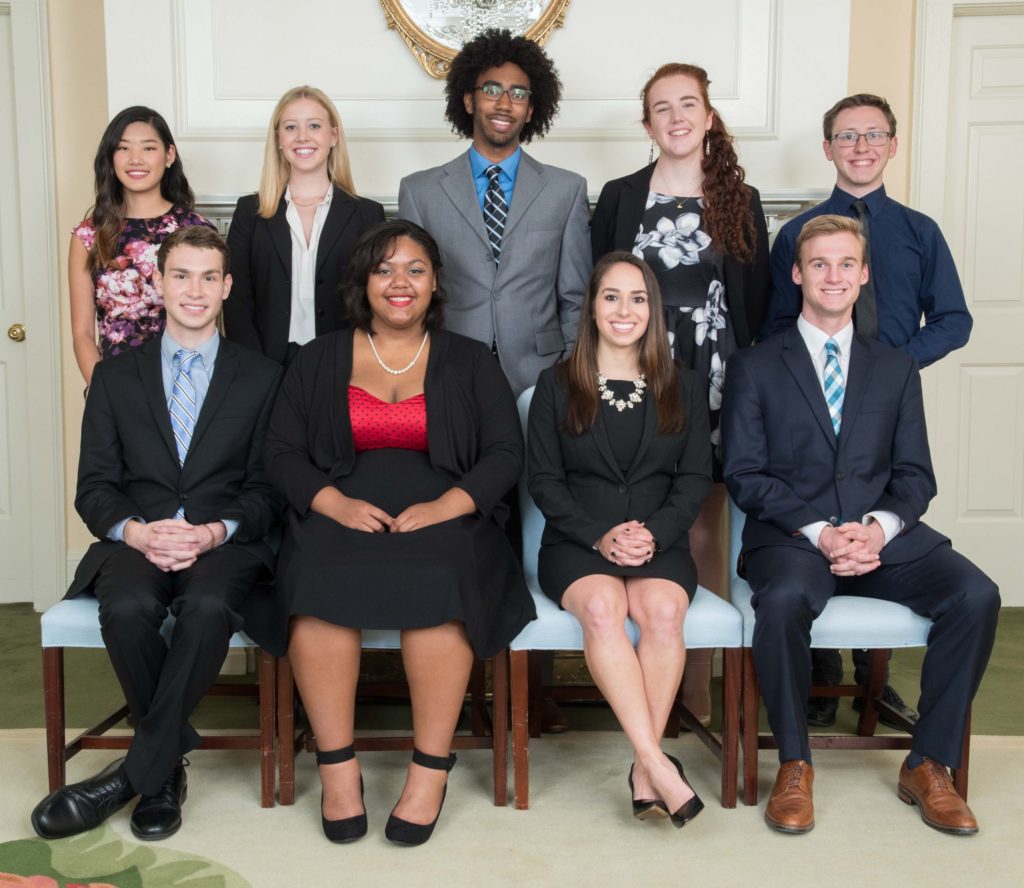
[
  {"xmin": 168, "ymin": 349, "xmax": 200, "ymax": 517},
  {"xmin": 823, "ymin": 339, "xmax": 845, "ymax": 437}
]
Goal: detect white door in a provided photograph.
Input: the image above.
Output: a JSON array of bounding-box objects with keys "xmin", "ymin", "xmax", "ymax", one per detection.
[
  {"xmin": 0, "ymin": 1, "xmax": 63, "ymax": 607},
  {"xmin": 923, "ymin": 10, "xmax": 1024, "ymax": 604}
]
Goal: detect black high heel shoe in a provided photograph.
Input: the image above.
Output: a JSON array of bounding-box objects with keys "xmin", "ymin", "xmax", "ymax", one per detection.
[
  {"xmin": 628, "ymin": 764, "xmax": 668, "ymax": 820},
  {"xmin": 665, "ymin": 754, "xmax": 705, "ymax": 829},
  {"xmin": 385, "ymin": 749, "xmax": 456, "ymax": 847},
  {"xmin": 316, "ymin": 744, "xmax": 367, "ymax": 843}
]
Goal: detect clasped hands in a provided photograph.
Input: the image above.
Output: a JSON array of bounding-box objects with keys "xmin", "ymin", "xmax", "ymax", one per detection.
[
  {"xmin": 124, "ymin": 518, "xmax": 225, "ymax": 572},
  {"xmin": 314, "ymin": 486, "xmax": 474, "ymax": 534},
  {"xmin": 596, "ymin": 520, "xmax": 655, "ymax": 567},
  {"xmin": 818, "ymin": 521, "xmax": 885, "ymax": 576}
]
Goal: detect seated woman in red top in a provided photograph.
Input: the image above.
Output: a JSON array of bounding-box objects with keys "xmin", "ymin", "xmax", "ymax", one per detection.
[{"xmin": 264, "ymin": 220, "xmax": 533, "ymax": 847}]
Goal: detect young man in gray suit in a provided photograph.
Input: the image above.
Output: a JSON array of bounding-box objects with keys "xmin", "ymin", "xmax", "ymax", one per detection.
[{"xmin": 398, "ymin": 28, "xmax": 591, "ymax": 398}]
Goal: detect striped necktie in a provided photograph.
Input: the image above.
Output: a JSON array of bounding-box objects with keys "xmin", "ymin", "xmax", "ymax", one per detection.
[
  {"xmin": 823, "ymin": 338, "xmax": 845, "ymax": 437},
  {"xmin": 168, "ymin": 349, "xmax": 200, "ymax": 517},
  {"xmin": 483, "ymin": 164, "xmax": 507, "ymax": 264}
]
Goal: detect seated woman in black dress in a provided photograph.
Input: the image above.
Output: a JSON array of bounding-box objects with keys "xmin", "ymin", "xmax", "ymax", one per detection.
[
  {"xmin": 264, "ymin": 220, "xmax": 534, "ymax": 846},
  {"xmin": 527, "ymin": 251, "xmax": 713, "ymax": 827}
]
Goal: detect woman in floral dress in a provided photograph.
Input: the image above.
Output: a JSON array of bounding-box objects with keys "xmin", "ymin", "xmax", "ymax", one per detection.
[
  {"xmin": 590, "ymin": 63, "xmax": 769, "ymax": 723},
  {"xmin": 69, "ymin": 106, "xmax": 212, "ymax": 384}
]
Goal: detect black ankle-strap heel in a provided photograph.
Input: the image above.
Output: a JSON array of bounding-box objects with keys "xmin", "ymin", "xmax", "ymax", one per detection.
[
  {"xmin": 316, "ymin": 744, "xmax": 367, "ymax": 843},
  {"xmin": 384, "ymin": 748, "xmax": 457, "ymax": 847}
]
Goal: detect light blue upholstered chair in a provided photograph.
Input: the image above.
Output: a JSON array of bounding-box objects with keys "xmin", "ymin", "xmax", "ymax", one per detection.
[
  {"xmin": 728, "ymin": 498, "xmax": 971, "ymax": 804},
  {"xmin": 508, "ymin": 387, "xmax": 743, "ymax": 809},
  {"xmin": 39, "ymin": 594, "xmax": 278, "ymax": 807}
]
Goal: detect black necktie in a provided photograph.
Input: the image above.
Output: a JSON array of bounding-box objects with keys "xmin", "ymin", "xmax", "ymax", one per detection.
[
  {"xmin": 483, "ymin": 165, "xmax": 507, "ymax": 264},
  {"xmin": 851, "ymin": 199, "xmax": 879, "ymax": 338}
]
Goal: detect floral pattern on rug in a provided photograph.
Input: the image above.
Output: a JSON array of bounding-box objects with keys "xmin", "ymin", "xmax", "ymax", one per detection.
[{"xmin": 0, "ymin": 825, "xmax": 248, "ymax": 887}]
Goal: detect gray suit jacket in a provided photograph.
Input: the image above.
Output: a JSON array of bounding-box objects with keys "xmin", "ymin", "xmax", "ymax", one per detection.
[{"xmin": 398, "ymin": 149, "xmax": 591, "ymax": 395}]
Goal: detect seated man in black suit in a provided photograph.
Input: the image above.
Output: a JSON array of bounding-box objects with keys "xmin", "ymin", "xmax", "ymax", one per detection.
[
  {"xmin": 32, "ymin": 226, "xmax": 282, "ymax": 841},
  {"xmin": 722, "ymin": 215, "xmax": 999, "ymax": 835}
]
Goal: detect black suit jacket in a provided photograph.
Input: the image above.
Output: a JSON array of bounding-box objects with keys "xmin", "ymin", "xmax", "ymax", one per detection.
[
  {"xmin": 721, "ymin": 326, "xmax": 948, "ymax": 564},
  {"xmin": 223, "ymin": 188, "xmax": 385, "ymax": 363},
  {"xmin": 527, "ymin": 364, "xmax": 713, "ymax": 552},
  {"xmin": 589, "ymin": 164, "xmax": 770, "ymax": 349},
  {"xmin": 67, "ymin": 336, "xmax": 284, "ymax": 597}
]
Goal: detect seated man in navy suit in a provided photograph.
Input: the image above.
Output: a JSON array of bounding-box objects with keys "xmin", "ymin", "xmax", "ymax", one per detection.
[
  {"xmin": 32, "ymin": 226, "xmax": 282, "ymax": 841},
  {"xmin": 722, "ymin": 215, "xmax": 999, "ymax": 835}
]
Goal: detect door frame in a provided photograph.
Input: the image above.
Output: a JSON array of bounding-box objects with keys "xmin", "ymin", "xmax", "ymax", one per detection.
[{"xmin": 4, "ymin": 0, "xmax": 64, "ymax": 608}]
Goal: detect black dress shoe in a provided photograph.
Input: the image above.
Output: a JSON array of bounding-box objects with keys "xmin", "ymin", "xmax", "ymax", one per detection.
[
  {"xmin": 130, "ymin": 759, "xmax": 187, "ymax": 841},
  {"xmin": 807, "ymin": 696, "xmax": 838, "ymax": 727},
  {"xmin": 664, "ymin": 755, "xmax": 704, "ymax": 829},
  {"xmin": 854, "ymin": 684, "xmax": 919, "ymax": 729},
  {"xmin": 628, "ymin": 763, "xmax": 668, "ymax": 820},
  {"xmin": 316, "ymin": 744, "xmax": 367, "ymax": 843},
  {"xmin": 31, "ymin": 758, "xmax": 137, "ymax": 839},
  {"xmin": 385, "ymin": 749, "xmax": 456, "ymax": 847}
]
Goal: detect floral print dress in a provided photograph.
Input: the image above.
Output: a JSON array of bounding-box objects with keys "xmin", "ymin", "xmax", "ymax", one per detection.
[
  {"xmin": 633, "ymin": 194, "xmax": 736, "ymax": 476},
  {"xmin": 73, "ymin": 207, "xmax": 213, "ymax": 359}
]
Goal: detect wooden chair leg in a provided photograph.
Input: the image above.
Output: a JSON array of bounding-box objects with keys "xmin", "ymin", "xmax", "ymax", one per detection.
[
  {"xmin": 855, "ymin": 648, "xmax": 887, "ymax": 736},
  {"xmin": 277, "ymin": 655, "xmax": 296, "ymax": 806},
  {"xmin": 491, "ymin": 650, "xmax": 509, "ymax": 806},
  {"xmin": 741, "ymin": 648, "xmax": 759, "ymax": 806},
  {"xmin": 952, "ymin": 707, "xmax": 971, "ymax": 801},
  {"xmin": 258, "ymin": 649, "xmax": 276, "ymax": 808},
  {"xmin": 526, "ymin": 651, "xmax": 543, "ymax": 739},
  {"xmin": 42, "ymin": 647, "xmax": 66, "ymax": 792},
  {"xmin": 469, "ymin": 659, "xmax": 488, "ymax": 737},
  {"xmin": 510, "ymin": 650, "xmax": 530, "ymax": 810},
  {"xmin": 721, "ymin": 648, "xmax": 740, "ymax": 808}
]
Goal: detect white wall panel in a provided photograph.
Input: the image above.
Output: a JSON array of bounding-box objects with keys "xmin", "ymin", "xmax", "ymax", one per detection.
[{"xmin": 104, "ymin": 0, "xmax": 849, "ymax": 202}]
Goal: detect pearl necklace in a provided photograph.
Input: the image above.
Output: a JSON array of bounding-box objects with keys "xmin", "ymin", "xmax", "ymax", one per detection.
[
  {"xmin": 366, "ymin": 330, "xmax": 429, "ymax": 376},
  {"xmin": 598, "ymin": 373, "xmax": 647, "ymax": 411}
]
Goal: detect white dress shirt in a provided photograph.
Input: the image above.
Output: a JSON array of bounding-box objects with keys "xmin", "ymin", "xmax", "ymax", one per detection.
[
  {"xmin": 795, "ymin": 315, "xmax": 903, "ymax": 550},
  {"xmin": 285, "ymin": 183, "xmax": 333, "ymax": 346}
]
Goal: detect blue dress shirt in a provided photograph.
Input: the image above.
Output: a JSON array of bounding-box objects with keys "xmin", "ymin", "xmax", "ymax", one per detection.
[
  {"xmin": 469, "ymin": 146, "xmax": 522, "ymax": 211},
  {"xmin": 760, "ymin": 185, "xmax": 972, "ymax": 368},
  {"xmin": 109, "ymin": 331, "xmax": 237, "ymax": 542}
]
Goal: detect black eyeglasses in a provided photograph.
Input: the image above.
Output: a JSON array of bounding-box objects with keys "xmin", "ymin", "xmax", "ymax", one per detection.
[
  {"xmin": 475, "ymin": 83, "xmax": 532, "ymax": 104},
  {"xmin": 830, "ymin": 131, "xmax": 892, "ymax": 146}
]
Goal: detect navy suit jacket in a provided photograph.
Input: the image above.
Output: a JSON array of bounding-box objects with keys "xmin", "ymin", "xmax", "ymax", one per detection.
[{"xmin": 721, "ymin": 325, "xmax": 948, "ymax": 564}]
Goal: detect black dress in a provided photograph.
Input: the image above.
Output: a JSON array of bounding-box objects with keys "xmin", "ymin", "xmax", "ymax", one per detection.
[
  {"xmin": 527, "ymin": 368, "xmax": 713, "ymax": 608},
  {"xmin": 264, "ymin": 329, "xmax": 535, "ymax": 658}
]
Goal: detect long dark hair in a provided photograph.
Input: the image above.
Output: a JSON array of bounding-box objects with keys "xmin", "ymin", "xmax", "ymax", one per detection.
[
  {"xmin": 561, "ymin": 251, "xmax": 683, "ymax": 436},
  {"xmin": 642, "ymin": 63, "xmax": 756, "ymax": 263},
  {"xmin": 342, "ymin": 220, "xmax": 445, "ymax": 333},
  {"xmin": 89, "ymin": 106, "xmax": 195, "ymax": 271}
]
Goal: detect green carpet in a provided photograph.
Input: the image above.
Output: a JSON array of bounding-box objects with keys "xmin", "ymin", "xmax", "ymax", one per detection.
[{"xmin": 1, "ymin": 603, "xmax": 1021, "ymax": 734}]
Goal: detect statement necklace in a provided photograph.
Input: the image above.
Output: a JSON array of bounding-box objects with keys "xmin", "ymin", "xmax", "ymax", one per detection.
[
  {"xmin": 598, "ymin": 372, "xmax": 647, "ymax": 411},
  {"xmin": 366, "ymin": 330, "xmax": 429, "ymax": 376}
]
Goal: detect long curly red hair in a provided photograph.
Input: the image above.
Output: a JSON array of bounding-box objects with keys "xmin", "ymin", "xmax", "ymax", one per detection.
[{"xmin": 642, "ymin": 63, "xmax": 756, "ymax": 264}]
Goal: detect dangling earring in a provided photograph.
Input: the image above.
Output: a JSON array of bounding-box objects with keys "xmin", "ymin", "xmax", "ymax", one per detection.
[
  {"xmin": 705, "ymin": 134, "xmax": 710, "ymax": 158},
  {"xmin": 648, "ymin": 140, "xmax": 655, "ymax": 165}
]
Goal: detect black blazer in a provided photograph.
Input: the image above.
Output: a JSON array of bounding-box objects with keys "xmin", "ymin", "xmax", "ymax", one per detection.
[
  {"xmin": 224, "ymin": 188, "xmax": 385, "ymax": 364},
  {"xmin": 527, "ymin": 364, "xmax": 713, "ymax": 552},
  {"xmin": 264, "ymin": 328, "xmax": 523, "ymax": 523},
  {"xmin": 721, "ymin": 326, "xmax": 948, "ymax": 564},
  {"xmin": 589, "ymin": 163, "xmax": 770, "ymax": 349},
  {"xmin": 68, "ymin": 336, "xmax": 284, "ymax": 596}
]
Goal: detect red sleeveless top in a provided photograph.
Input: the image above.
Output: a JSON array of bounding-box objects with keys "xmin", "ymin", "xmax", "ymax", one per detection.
[{"xmin": 348, "ymin": 385, "xmax": 428, "ymax": 452}]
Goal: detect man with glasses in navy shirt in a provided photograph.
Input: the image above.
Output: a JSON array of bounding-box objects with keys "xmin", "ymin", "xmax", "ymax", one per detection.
[{"xmin": 759, "ymin": 94, "xmax": 972, "ymax": 730}]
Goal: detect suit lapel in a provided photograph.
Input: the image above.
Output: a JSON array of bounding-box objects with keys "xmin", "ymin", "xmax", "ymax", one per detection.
[
  {"xmin": 139, "ymin": 339, "xmax": 179, "ymax": 464},
  {"xmin": 502, "ymin": 152, "xmax": 543, "ymax": 240},
  {"xmin": 440, "ymin": 153, "xmax": 492, "ymax": 252},
  {"xmin": 188, "ymin": 338, "xmax": 238, "ymax": 457},
  {"xmin": 837, "ymin": 335, "xmax": 872, "ymax": 445},
  {"xmin": 780, "ymin": 327, "xmax": 837, "ymax": 451},
  {"xmin": 269, "ymin": 198, "xmax": 292, "ymax": 273},
  {"xmin": 315, "ymin": 188, "xmax": 357, "ymax": 275}
]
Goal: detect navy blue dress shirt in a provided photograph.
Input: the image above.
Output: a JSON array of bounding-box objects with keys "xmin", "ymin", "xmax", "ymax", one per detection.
[{"xmin": 760, "ymin": 185, "xmax": 972, "ymax": 367}]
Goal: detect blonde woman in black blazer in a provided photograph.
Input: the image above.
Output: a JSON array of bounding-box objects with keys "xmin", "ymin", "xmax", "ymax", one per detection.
[
  {"xmin": 527, "ymin": 252, "xmax": 712, "ymax": 828},
  {"xmin": 225, "ymin": 86, "xmax": 384, "ymax": 364}
]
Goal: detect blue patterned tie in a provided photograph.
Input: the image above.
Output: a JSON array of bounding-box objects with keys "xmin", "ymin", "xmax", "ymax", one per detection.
[
  {"xmin": 483, "ymin": 165, "xmax": 507, "ymax": 264},
  {"xmin": 823, "ymin": 339, "xmax": 845, "ymax": 437},
  {"xmin": 168, "ymin": 349, "xmax": 200, "ymax": 517}
]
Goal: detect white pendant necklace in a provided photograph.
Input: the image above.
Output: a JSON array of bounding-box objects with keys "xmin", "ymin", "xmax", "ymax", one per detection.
[
  {"xmin": 598, "ymin": 372, "xmax": 647, "ymax": 411},
  {"xmin": 366, "ymin": 330, "xmax": 429, "ymax": 375}
]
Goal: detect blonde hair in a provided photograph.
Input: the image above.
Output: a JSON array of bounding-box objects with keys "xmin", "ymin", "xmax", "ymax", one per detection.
[
  {"xmin": 257, "ymin": 86, "xmax": 356, "ymax": 218},
  {"xmin": 795, "ymin": 215, "xmax": 866, "ymax": 266}
]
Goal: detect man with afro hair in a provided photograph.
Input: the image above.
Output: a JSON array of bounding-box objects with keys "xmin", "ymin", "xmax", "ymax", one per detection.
[{"xmin": 399, "ymin": 28, "xmax": 591, "ymax": 397}]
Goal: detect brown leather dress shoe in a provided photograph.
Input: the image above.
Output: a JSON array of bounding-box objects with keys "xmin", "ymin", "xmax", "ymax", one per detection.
[
  {"xmin": 897, "ymin": 759, "xmax": 978, "ymax": 835},
  {"xmin": 765, "ymin": 760, "xmax": 814, "ymax": 833}
]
